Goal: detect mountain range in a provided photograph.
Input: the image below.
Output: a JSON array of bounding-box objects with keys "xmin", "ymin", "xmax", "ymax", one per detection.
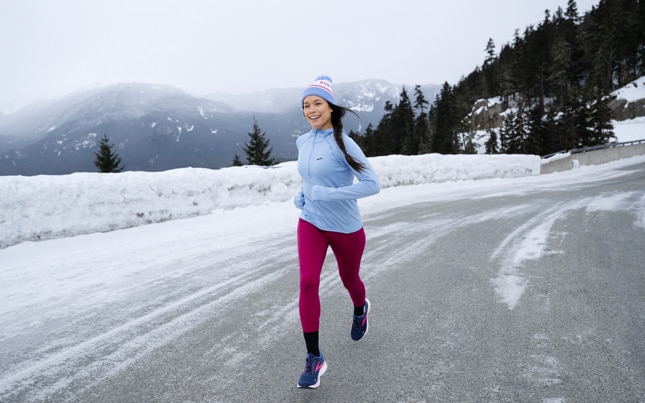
[{"xmin": 0, "ymin": 81, "xmax": 440, "ymax": 176}]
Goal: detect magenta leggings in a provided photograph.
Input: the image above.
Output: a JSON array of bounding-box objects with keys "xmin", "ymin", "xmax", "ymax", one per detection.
[{"xmin": 297, "ymin": 219, "xmax": 366, "ymax": 333}]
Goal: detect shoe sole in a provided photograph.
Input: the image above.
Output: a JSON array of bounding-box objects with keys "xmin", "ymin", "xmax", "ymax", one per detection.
[
  {"xmin": 351, "ymin": 298, "xmax": 371, "ymax": 341},
  {"xmin": 297, "ymin": 360, "xmax": 327, "ymax": 389}
]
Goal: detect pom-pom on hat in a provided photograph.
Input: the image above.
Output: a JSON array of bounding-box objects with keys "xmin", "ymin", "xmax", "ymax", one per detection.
[{"xmin": 301, "ymin": 75, "xmax": 335, "ymax": 106}]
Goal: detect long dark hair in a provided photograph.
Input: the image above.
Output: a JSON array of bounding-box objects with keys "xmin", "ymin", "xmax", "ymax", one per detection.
[{"xmin": 329, "ymin": 103, "xmax": 366, "ymax": 173}]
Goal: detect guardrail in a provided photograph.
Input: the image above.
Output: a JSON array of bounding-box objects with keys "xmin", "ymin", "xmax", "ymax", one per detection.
[{"xmin": 542, "ymin": 138, "xmax": 645, "ymax": 159}]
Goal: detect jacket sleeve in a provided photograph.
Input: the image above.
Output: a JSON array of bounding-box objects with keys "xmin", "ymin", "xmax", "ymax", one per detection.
[{"xmin": 314, "ymin": 136, "xmax": 380, "ymax": 201}]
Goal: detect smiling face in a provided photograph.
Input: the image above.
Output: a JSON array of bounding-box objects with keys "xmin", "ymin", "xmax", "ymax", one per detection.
[{"xmin": 303, "ymin": 95, "xmax": 333, "ymax": 130}]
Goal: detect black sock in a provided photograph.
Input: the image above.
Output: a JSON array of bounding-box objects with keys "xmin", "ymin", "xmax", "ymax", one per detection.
[
  {"xmin": 354, "ymin": 303, "xmax": 365, "ymax": 317},
  {"xmin": 303, "ymin": 331, "xmax": 320, "ymax": 356}
]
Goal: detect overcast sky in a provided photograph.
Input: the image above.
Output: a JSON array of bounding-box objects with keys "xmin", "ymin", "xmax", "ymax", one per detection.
[{"xmin": 0, "ymin": 0, "xmax": 599, "ymax": 114}]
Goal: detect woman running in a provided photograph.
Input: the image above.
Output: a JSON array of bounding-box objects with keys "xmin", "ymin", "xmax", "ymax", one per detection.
[{"xmin": 293, "ymin": 75, "xmax": 380, "ymax": 389}]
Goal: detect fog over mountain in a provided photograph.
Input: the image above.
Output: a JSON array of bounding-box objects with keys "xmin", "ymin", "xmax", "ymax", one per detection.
[{"xmin": 0, "ymin": 81, "xmax": 440, "ymax": 176}]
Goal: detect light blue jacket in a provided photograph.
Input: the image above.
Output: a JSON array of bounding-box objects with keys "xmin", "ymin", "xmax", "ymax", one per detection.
[{"xmin": 294, "ymin": 128, "xmax": 380, "ymax": 233}]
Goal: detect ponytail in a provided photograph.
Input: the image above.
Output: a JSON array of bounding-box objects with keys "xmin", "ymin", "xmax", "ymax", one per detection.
[{"xmin": 330, "ymin": 104, "xmax": 366, "ymax": 172}]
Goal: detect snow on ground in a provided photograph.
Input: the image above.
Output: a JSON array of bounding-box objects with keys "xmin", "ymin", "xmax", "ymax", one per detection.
[
  {"xmin": 613, "ymin": 116, "xmax": 645, "ymax": 142},
  {"xmin": 1, "ymin": 117, "xmax": 643, "ymax": 249},
  {"xmin": 611, "ymin": 75, "xmax": 645, "ymax": 104}
]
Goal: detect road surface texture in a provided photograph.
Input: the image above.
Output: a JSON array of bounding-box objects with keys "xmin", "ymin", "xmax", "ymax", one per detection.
[{"xmin": 1, "ymin": 162, "xmax": 644, "ymax": 402}]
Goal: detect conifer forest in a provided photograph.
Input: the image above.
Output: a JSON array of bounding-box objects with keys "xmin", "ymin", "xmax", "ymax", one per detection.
[{"xmin": 353, "ymin": 0, "xmax": 645, "ymax": 157}]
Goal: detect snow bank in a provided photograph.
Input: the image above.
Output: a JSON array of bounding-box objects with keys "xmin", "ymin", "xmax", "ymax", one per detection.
[{"xmin": 0, "ymin": 154, "xmax": 539, "ymax": 248}]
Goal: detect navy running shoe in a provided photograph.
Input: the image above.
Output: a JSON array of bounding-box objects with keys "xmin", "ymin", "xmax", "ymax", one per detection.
[
  {"xmin": 351, "ymin": 298, "xmax": 370, "ymax": 340},
  {"xmin": 297, "ymin": 353, "xmax": 327, "ymax": 389}
]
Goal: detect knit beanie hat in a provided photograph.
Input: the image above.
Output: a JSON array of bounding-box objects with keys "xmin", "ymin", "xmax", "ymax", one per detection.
[{"xmin": 301, "ymin": 75, "xmax": 335, "ymax": 106}]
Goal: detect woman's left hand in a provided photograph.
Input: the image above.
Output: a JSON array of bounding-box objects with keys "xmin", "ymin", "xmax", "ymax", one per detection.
[{"xmin": 311, "ymin": 185, "xmax": 330, "ymax": 201}]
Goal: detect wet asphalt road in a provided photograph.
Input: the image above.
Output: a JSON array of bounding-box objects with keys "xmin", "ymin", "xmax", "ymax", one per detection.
[{"xmin": 3, "ymin": 163, "xmax": 644, "ymax": 402}]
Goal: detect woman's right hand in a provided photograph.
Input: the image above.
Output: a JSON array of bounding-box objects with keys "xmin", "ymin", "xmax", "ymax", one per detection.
[{"xmin": 293, "ymin": 190, "xmax": 305, "ymax": 209}]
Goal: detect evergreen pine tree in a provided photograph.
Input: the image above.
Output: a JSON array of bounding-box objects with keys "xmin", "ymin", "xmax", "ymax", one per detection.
[
  {"xmin": 557, "ymin": 99, "xmax": 579, "ymax": 151},
  {"xmin": 360, "ymin": 123, "xmax": 376, "ymax": 156},
  {"xmin": 499, "ymin": 112, "xmax": 514, "ymax": 153},
  {"xmin": 565, "ymin": 0, "xmax": 579, "ymax": 22},
  {"xmin": 589, "ymin": 91, "xmax": 615, "ymax": 146},
  {"xmin": 563, "ymin": 0, "xmax": 586, "ymax": 90},
  {"xmin": 512, "ymin": 105, "xmax": 529, "ymax": 153},
  {"xmin": 547, "ymin": 31, "xmax": 574, "ymax": 108},
  {"xmin": 497, "ymin": 43, "xmax": 517, "ymax": 104},
  {"xmin": 232, "ymin": 151, "xmax": 244, "ymax": 166},
  {"xmin": 413, "ymin": 85, "xmax": 431, "ymax": 154},
  {"xmin": 390, "ymin": 88, "xmax": 416, "ymax": 155},
  {"xmin": 483, "ymin": 38, "xmax": 497, "ymax": 97},
  {"xmin": 525, "ymin": 105, "xmax": 546, "ymax": 155},
  {"xmin": 429, "ymin": 82, "xmax": 460, "ymax": 154},
  {"xmin": 484, "ymin": 129, "xmax": 499, "ymax": 154},
  {"xmin": 243, "ymin": 118, "xmax": 278, "ymax": 166},
  {"xmin": 94, "ymin": 134, "xmax": 124, "ymax": 173},
  {"xmin": 463, "ymin": 136, "xmax": 477, "ymax": 154},
  {"xmin": 574, "ymin": 97, "xmax": 594, "ymax": 148},
  {"xmin": 534, "ymin": 107, "xmax": 562, "ymax": 156},
  {"xmin": 500, "ymin": 109, "xmax": 527, "ymax": 154},
  {"xmin": 369, "ymin": 101, "xmax": 394, "ymax": 156}
]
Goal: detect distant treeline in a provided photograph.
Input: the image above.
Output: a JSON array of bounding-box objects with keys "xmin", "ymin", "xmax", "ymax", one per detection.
[{"xmin": 352, "ymin": 0, "xmax": 644, "ymax": 157}]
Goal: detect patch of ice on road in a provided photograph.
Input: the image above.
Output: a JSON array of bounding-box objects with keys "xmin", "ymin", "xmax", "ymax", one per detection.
[
  {"xmin": 637, "ymin": 194, "xmax": 645, "ymax": 230},
  {"xmin": 585, "ymin": 191, "xmax": 645, "ymax": 230},
  {"xmin": 490, "ymin": 202, "xmax": 585, "ymax": 310},
  {"xmin": 491, "ymin": 274, "xmax": 529, "ymax": 309},
  {"xmin": 525, "ymin": 354, "xmax": 563, "ymax": 387},
  {"xmin": 491, "ymin": 189, "xmax": 645, "ymax": 309},
  {"xmin": 585, "ymin": 191, "xmax": 639, "ymax": 212}
]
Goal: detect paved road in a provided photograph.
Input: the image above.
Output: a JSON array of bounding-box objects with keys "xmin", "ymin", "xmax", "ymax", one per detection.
[{"xmin": 3, "ymin": 162, "xmax": 644, "ymax": 402}]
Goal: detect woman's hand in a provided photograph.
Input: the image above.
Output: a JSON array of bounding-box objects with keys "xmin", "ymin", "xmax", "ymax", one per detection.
[
  {"xmin": 293, "ymin": 190, "xmax": 305, "ymax": 209},
  {"xmin": 311, "ymin": 185, "xmax": 330, "ymax": 201}
]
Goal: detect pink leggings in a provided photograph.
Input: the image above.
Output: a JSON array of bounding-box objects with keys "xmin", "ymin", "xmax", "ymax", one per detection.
[{"xmin": 297, "ymin": 219, "xmax": 366, "ymax": 333}]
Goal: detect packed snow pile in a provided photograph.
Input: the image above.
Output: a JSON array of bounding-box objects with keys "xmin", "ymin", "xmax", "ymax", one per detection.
[{"xmin": 1, "ymin": 154, "xmax": 539, "ymax": 248}]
